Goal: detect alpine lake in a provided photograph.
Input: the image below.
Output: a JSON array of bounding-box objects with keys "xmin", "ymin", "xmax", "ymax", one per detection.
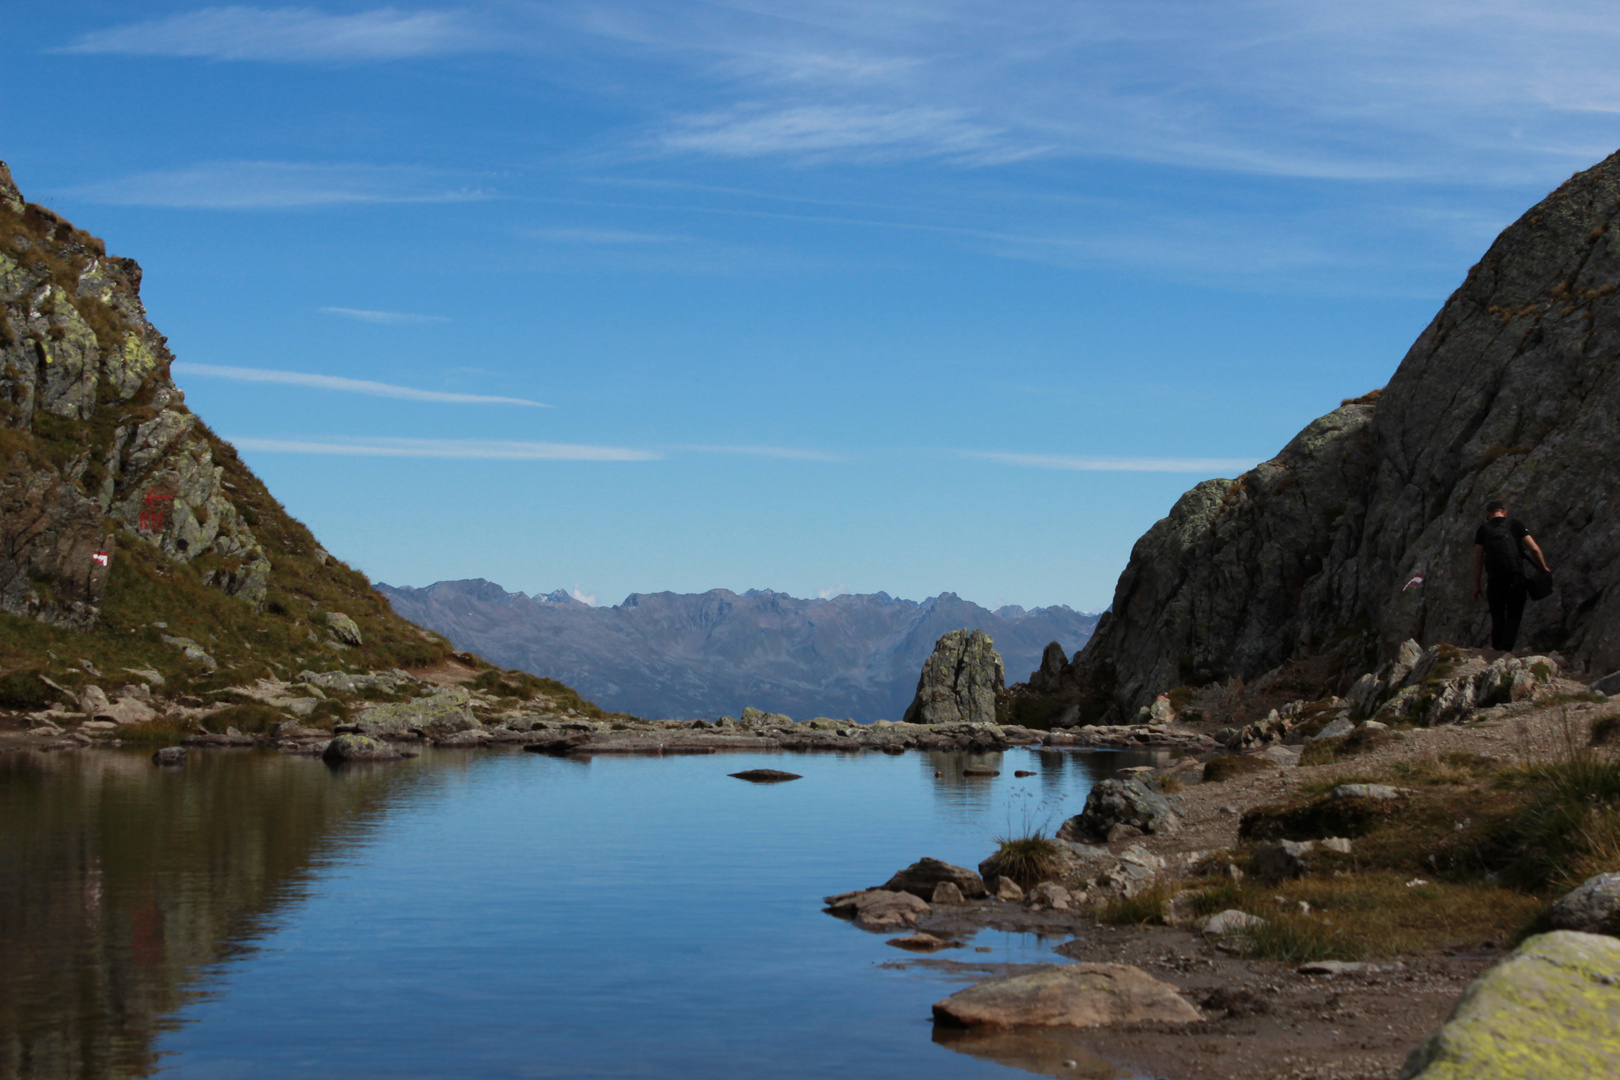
[{"xmin": 1, "ymin": 743, "xmax": 1169, "ymax": 1079}]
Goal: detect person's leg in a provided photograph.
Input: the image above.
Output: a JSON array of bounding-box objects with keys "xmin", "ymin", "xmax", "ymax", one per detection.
[
  {"xmin": 1487, "ymin": 580, "xmax": 1510, "ymax": 650},
  {"xmin": 1503, "ymin": 581, "xmax": 1528, "ymax": 650}
]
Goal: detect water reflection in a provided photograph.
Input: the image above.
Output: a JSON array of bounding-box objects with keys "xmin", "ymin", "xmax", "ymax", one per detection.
[
  {"xmin": 0, "ymin": 750, "xmax": 430, "ymax": 1079},
  {"xmin": 933, "ymin": 1025, "xmax": 1120, "ymax": 1079}
]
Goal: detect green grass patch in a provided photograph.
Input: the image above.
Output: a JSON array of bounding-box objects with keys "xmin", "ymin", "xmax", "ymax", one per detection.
[
  {"xmin": 199, "ymin": 703, "xmax": 287, "ymax": 735},
  {"xmin": 112, "ymin": 717, "xmax": 198, "ymax": 747}
]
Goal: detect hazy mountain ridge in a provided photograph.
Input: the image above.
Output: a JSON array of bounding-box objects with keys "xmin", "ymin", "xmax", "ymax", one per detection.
[{"xmin": 378, "ymin": 580, "xmax": 1100, "ymax": 721}]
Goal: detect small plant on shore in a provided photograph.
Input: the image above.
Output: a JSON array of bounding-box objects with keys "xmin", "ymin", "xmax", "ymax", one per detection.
[
  {"xmin": 1095, "ymin": 884, "xmax": 1169, "ymax": 925},
  {"xmin": 1155, "ymin": 773, "xmax": 1183, "ymax": 795},
  {"xmin": 1244, "ymin": 910, "xmax": 1361, "ymax": 963},
  {"xmin": 113, "ymin": 717, "xmax": 198, "ymax": 747},
  {"xmin": 983, "ymin": 833, "xmax": 1064, "ymax": 889}
]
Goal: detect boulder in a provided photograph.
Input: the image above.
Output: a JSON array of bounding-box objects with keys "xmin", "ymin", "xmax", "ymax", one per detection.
[
  {"xmin": 880, "ymin": 857, "xmax": 988, "ymax": 900},
  {"xmin": 77, "ymin": 685, "xmax": 110, "ymax": 717},
  {"xmin": 931, "ymin": 963, "xmax": 1201, "ymax": 1029},
  {"xmin": 1202, "ymin": 909, "xmax": 1265, "ymax": 937},
  {"xmin": 1308, "ymin": 717, "xmax": 1355, "ymax": 742},
  {"xmin": 738, "ymin": 706, "xmax": 794, "ymax": 727},
  {"xmin": 351, "ymin": 686, "xmax": 476, "ymax": 737},
  {"xmin": 1593, "ymin": 670, "xmax": 1620, "ymax": 696},
  {"xmin": 902, "ymin": 628, "xmax": 1005, "ymax": 725},
  {"xmin": 823, "ymin": 889, "xmax": 931, "ymax": 933},
  {"xmin": 1056, "ymin": 776, "xmax": 1180, "ymax": 842},
  {"xmin": 931, "ymin": 881, "xmax": 966, "ymax": 905},
  {"xmin": 992, "ymin": 876, "xmax": 1025, "ymax": 902},
  {"xmin": 1547, "ymin": 872, "xmax": 1620, "ymax": 936},
  {"xmin": 1333, "ymin": 783, "xmax": 1402, "ymax": 800},
  {"xmin": 1400, "ymin": 931, "xmax": 1620, "ymax": 1079},
  {"xmin": 1025, "ymin": 883, "xmax": 1072, "ymax": 912},
  {"xmin": 322, "ymin": 733, "xmax": 408, "ymax": 763},
  {"xmin": 1254, "ymin": 839, "xmax": 1314, "ymax": 881},
  {"xmin": 104, "ymin": 696, "xmax": 158, "ymax": 725},
  {"xmin": 150, "ymin": 746, "xmax": 186, "ymax": 766},
  {"xmin": 323, "ymin": 611, "xmax": 363, "ymax": 646}
]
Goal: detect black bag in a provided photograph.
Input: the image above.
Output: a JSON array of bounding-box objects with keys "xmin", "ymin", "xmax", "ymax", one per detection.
[
  {"xmin": 1524, "ymin": 559, "xmax": 1553, "ymax": 601},
  {"xmin": 1479, "ymin": 518, "xmax": 1523, "ymax": 579}
]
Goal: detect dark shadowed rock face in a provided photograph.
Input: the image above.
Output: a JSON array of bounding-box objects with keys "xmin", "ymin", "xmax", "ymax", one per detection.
[
  {"xmin": 1036, "ymin": 148, "xmax": 1620, "ymax": 718},
  {"xmin": 380, "ymin": 581, "xmax": 1096, "ymax": 721}
]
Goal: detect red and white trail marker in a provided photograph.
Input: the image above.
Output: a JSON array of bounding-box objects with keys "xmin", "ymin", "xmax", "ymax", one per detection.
[{"xmin": 92, "ymin": 551, "xmax": 110, "ymax": 567}]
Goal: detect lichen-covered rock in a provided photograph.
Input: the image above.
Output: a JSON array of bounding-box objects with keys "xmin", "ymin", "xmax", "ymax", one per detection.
[
  {"xmin": 321, "ymin": 733, "xmax": 408, "ymax": 762},
  {"xmin": 0, "ymin": 160, "xmax": 274, "ymax": 624},
  {"xmin": 902, "ymin": 628, "xmax": 1005, "ymax": 725},
  {"xmin": 822, "ymin": 888, "xmax": 931, "ymax": 932},
  {"xmin": 323, "ymin": 611, "xmax": 363, "ymax": 646},
  {"xmin": 1015, "ymin": 149, "xmax": 1620, "ymax": 717},
  {"xmin": 931, "ymin": 963, "xmax": 1201, "ymax": 1029},
  {"xmin": 351, "ymin": 686, "xmax": 476, "ymax": 736},
  {"xmin": 1400, "ymin": 931, "xmax": 1620, "ymax": 1079},
  {"xmin": 1056, "ymin": 776, "xmax": 1180, "ymax": 842}
]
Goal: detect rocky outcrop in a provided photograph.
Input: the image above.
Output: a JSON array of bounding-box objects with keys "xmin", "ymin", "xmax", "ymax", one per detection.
[
  {"xmin": 903, "ymin": 628, "xmax": 1005, "ymax": 725},
  {"xmin": 1400, "ymin": 931, "xmax": 1620, "ymax": 1079},
  {"xmin": 931, "ymin": 963, "xmax": 1201, "ymax": 1029},
  {"xmin": 880, "ymin": 857, "xmax": 989, "ymax": 900},
  {"xmin": 0, "ymin": 161, "xmax": 273, "ymax": 624},
  {"xmin": 1019, "ymin": 149, "xmax": 1620, "ymax": 718}
]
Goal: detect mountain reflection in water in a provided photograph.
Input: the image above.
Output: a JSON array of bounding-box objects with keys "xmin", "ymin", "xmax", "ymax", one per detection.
[
  {"xmin": 0, "ymin": 750, "xmax": 437, "ymax": 1078},
  {"xmin": 0, "ymin": 746, "xmax": 1160, "ymax": 1080}
]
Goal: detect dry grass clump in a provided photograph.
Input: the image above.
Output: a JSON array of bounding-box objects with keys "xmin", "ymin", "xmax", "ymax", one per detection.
[
  {"xmin": 1202, "ymin": 755, "xmax": 1275, "ymax": 782},
  {"xmin": 1095, "ymin": 884, "xmax": 1170, "ymax": 925},
  {"xmin": 982, "ymin": 833, "xmax": 1066, "ymax": 889}
]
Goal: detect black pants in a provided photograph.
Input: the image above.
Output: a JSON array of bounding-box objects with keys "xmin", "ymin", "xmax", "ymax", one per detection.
[{"xmin": 1487, "ymin": 576, "xmax": 1527, "ymax": 651}]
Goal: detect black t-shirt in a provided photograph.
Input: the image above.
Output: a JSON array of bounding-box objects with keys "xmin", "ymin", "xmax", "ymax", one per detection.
[{"xmin": 1475, "ymin": 517, "xmax": 1529, "ymax": 579}]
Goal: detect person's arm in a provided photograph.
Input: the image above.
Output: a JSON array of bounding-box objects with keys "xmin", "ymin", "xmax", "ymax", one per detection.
[
  {"xmin": 1522, "ymin": 534, "xmax": 1551, "ymax": 573},
  {"xmin": 1473, "ymin": 544, "xmax": 1484, "ymax": 599}
]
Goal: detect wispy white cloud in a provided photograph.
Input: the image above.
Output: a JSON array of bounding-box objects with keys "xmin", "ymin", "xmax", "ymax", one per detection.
[
  {"xmin": 529, "ymin": 227, "xmax": 689, "ymax": 245},
  {"xmin": 968, "ymin": 451, "xmax": 1258, "ymax": 474},
  {"xmin": 57, "ymin": 5, "xmax": 487, "ymax": 62},
  {"xmin": 675, "ymin": 443, "xmax": 845, "ymax": 462},
  {"xmin": 172, "ymin": 363, "xmax": 548, "ymax": 406},
  {"xmin": 658, "ymin": 104, "xmax": 1033, "ymax": 165},
  {"xmin": 319, "ymin": 306, "xmax": 450, "ymax": 325},
  {"xmin": 230, "ymin": 437, "xmax": 657, "ymax": 461},
  {"xmin": 62, "ymin": 161, "xmax": 490, "ymax": 209},
  {"xmin": 816, "ymin": 583, "xmax": 848, "ymax": 599},
  {"xmin": 571, "ymin": 586, "xmax": 599, "ymax": 606}
]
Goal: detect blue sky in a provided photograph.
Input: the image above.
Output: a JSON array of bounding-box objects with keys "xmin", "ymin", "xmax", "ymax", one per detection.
[{"xmin": 5, "ymin": 2, "xmax": 1618, "ymax": 612}]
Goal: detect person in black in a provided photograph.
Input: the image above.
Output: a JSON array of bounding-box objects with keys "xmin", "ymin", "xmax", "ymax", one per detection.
[{"xmin": 1471, "ymin": 499, "xmax": 1551, "ymax": 651}]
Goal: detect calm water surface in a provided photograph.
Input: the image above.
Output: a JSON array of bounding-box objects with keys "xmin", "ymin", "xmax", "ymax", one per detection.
[{"xmin": 0, "ymin": 745, "xmax": 1166, "ymax": 1079}]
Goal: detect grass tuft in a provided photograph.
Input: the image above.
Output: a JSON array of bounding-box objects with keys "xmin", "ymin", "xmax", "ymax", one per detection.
[
  {"xmin": 982, "ymin": 833, "xmax": 1065, "ymax": 889},
  {"xmin": 1202, "ymin": 755, "xmax": 1275, "ymax": 782},
  {"xmin": 1095, "ymin": 884, "xmax": 1169, "ymax": 925}
]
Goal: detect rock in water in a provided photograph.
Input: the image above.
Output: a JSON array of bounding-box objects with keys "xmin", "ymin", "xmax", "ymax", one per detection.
[
  {"xmin": 1400, "ymin": 931, "xmax": 1620, "ymax": 1079},
  {"xmin": 1010, "ymin": 148, "xmax": 1620, "ymax": 719},
  {"xmin": 150, "ymin": 746, "xmax": 186, "ymax": 766},
  {"xmin": 881, "ymin": 857, "xmax": 989, "ymax": 900},
  {"xmin": 322, "ymin": 733, "xmax": 407, "ymax": 763},
  {"xmin": 728, "ymin": 769, "xmax": 802, "ymax": 783},
  {"xmin": 903, "ymin": 628, "xmax": 1005, "ymax": 725},
  {"xmin": 932, "ymin": 963, "xmax": 1201, "ymax": 1029}
]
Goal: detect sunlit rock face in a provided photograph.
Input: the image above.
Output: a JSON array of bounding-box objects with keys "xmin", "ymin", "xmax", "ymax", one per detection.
[
  {"xmin": 1036, "ymin": 149, "xmax": 1620, "ymax": 719},
  {"xmin": 0, "ymin": 161, "xmax": 269, "ymax": 627}
]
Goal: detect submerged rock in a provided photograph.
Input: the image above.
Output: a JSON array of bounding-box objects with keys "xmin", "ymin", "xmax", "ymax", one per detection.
[
  {"xmin": 150, "ymin": 746, "xmax": 186, "ymax": 766},
  {"xmin": 728, "ymin": 769, "xmax": 801, "ymax": 783},
  {"xmin": 931, "ymin": 963, "xmax": 1201, "ymax": 1029}
]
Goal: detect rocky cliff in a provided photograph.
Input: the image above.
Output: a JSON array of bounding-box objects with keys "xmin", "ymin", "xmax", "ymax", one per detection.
[
  {"xmin": 0, "ymin": 160, "xmax": 453, "ymax": 696},
  {"xmin": 380, "ymin": 579, "xmax": 1098, "ymax": 721},
  {"xmin": 1027, "ymin": 149, "xmax": 1620, "ymax": 722}
]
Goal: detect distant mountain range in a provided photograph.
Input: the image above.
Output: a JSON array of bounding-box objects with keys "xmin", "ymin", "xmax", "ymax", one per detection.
[{"xmin": 378, "ymin": 581, "xmax": 1100, "ymax": 721}]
